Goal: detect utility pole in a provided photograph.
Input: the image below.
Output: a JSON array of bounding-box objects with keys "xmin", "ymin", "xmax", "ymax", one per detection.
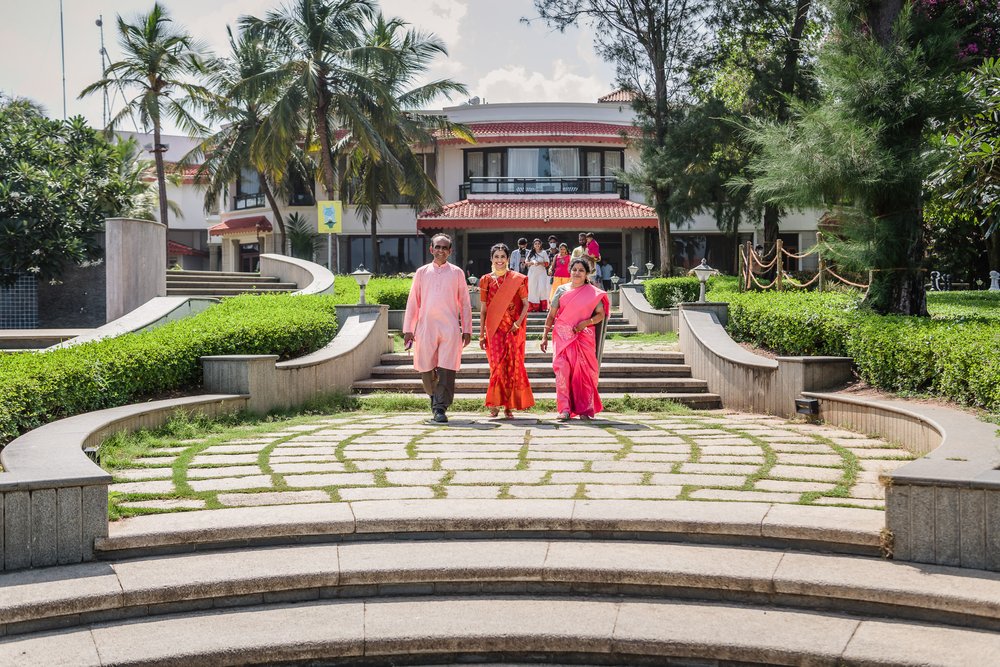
[
  {"xmin": 96, "ymin": 15, "xmax": 109, "ymax": 127},
  {"xmin": 59, "ymin": 0, "xmax": 67, "ymax": 119}
]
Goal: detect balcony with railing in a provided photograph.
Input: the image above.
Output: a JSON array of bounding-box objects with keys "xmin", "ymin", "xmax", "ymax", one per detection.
[
  {"xmin": 459, "ymin": 177, "xmax": 628, "ymax": 200},
  {"xmin": 234, "ymin": 192, "xmax": 265, "ymax": 210}
]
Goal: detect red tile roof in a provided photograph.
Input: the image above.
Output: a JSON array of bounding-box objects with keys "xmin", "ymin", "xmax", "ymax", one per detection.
[
  {"xmin": 438, "ymin": 121, "xmax": 640, "ymax": 146},
  {"xmin": 209, "ymin": 216, "xmax": 273, "ymax": 236},
  {"xmin": 167, "ymin": 240, "xmax": 209, "ymax": 257},
  {"xmin": 417, "ymin": 198, "xmax": 657, "ymax": 230},
  {"xmin": 598, "ymin": 89, "xmax": 639, "ymax": 103}
]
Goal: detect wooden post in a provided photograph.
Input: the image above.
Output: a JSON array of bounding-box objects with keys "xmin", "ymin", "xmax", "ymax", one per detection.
[
  {"xmin": 775, "ymin": 238, "xmax": 784, "ymax": 291},
  {"xmin": 818, "ymin": 252, "xmax": 826, "ymax": 292}
]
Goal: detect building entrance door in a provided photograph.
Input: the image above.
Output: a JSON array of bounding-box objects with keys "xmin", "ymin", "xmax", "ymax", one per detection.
[{"xmin": 239, "ymin": 243, "xmax": 260, "ymax": 273}]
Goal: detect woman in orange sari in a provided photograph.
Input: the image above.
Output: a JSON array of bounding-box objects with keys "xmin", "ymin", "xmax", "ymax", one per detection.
[
  {"xmin": 479, "ymin": 243, "xmax": 534, "ymax": 418},
  {"xmin": 539, "ymin": 258, "xmax": 609, "ymax": 421}
]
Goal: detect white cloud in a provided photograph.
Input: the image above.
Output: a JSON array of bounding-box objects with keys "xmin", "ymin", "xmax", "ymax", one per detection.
[
  {"xmin": 379, "ymin": 0, "xmax": 468, "ymax": 52},
  {"xmin": 474, "ymin": 60, "xmax": 610, "ymax": 104}
]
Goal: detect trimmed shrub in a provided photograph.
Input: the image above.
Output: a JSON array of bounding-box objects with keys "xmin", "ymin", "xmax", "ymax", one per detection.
[
  {"xmin": 705, "ymin": 285, "xmax": 1000, "ymax": 411},
  {"xmin": 368, "ymin": 278, "xmax": 412, "ymax": 310},
  {"xmin": 0, "ymin": 294, "xmax": 339, "ymax": 446},
  {"xmin": 644, "ymin": 277, "xmax": 701, "ymax": 309}
]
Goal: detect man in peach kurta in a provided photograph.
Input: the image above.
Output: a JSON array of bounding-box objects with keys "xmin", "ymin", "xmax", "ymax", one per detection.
[{"xmin": 403, "ymin": 234, "xmax": 473, "ymax": 423}]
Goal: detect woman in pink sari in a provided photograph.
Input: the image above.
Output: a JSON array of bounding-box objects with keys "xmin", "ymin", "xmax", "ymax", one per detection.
[{"xmin": 539, "ymin": 258, "xmax": 609, "ymax": 421}]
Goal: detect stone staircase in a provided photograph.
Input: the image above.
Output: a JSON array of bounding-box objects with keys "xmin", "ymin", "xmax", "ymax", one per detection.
[
  {"xmin": 354, "ymin": 349, "xmax": 721, "ymax": 409},
  {"xmin": 468, "ymin": 310, "xmax": 639, "ymax": 338},
  {"xmin": 3, "ymin": 501, "xmax": 1000, "ymax": 664},
  {"xmin": 165, "ymin": 270, "xmax": 297, "ymax": 297}
]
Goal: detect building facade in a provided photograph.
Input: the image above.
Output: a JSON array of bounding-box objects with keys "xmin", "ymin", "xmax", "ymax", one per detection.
[{"xmin": 160, "ymin": 98, "xmax": 823, "ymax": 276}]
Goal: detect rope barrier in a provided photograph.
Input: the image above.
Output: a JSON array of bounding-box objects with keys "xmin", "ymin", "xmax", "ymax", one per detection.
[
  {"xmin": 824, "ymin": 266, "xmax": 870, "ymax": 289},
  {"xmin": 782, "ymin": 271, "xmax": 822, "ymax": 288}
]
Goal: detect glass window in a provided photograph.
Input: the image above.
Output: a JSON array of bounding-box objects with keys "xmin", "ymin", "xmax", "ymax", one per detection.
[
  {"xmin": 508, "ymin": 149, "xmax": 537, "ymax": 177},
  {"xmin": 603, "ymin": 151, "xmax": 623, "ymax": 176},
  {"xmin": 237, "ymin": 167, "xmax": 260, "ymax": 196},
  {"xmin": 549, "ymin": 148, "xmax": 579, "ymax": 177},
  {"xmin": 585, "ymin": 151, "xmax": 602, "ymax": 177},
  {"xmin": 467, "ymin": 152, "xmax": 484, "ymax": 179},
  {"xmin": 487, "ymin": 152, "xmax": 502, "ymax": 177},
  {"xmin": 347, "ymin": 236, "xmax": 424, "ymax": 274}
]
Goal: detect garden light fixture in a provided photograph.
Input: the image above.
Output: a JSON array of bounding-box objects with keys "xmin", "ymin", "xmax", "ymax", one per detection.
[
  {"xmin": 351, "ymin": 264, "xmax": 373, "ymax": 304},
  {"xmin": 690, "ymin": 259, "xmax": 718, "ymax": 302}
]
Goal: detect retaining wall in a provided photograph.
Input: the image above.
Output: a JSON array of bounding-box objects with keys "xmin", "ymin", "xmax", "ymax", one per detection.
[
  {"xmin": 0, "ymin": 305, "xmax": 389, "ymax": 572},
  {"xmin": 105, "ymin": 218, "xmax": 167, "ymax": 322},
  {"xmin": 678, "ymin": 303, "xmax": 853, "ymax": 418},
  {"xmin": 618, "ymin": 285, "xmax": 675, "ymax": 333}
]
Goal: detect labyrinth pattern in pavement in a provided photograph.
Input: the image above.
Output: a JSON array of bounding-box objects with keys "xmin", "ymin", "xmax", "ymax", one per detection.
[{"xmin": 108, "ymin": 412, "xmax": 914, "ymax": 513}]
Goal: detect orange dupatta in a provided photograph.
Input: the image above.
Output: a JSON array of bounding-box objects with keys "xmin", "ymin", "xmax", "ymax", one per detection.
[{"xmin": 483, "ymin": 272, "xmax": 526, "ymax": 341}]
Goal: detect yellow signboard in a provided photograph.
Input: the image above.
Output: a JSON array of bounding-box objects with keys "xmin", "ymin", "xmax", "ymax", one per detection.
[{"xmin": 317, "ymin": 200, "xmax": 343, "ymax": 234}]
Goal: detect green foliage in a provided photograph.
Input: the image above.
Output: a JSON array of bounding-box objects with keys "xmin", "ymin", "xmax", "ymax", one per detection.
[
  {"xmin": 367, "ymin": 278, "xmax": 411, "ymax": 309},
  {"xmin": 707, "ymin": 285, "xmax": 1000, "ymax": 410},
  {"xmin": 0, "ymin": 104, "xmax": 135, "ymax": 286},
  {"xmin": 0, "ymin": 295, "xmax": 339, "ymax": 446},
  {"xmin": 644, "ymin": 277, "xmax": 702, "ymax": 309},
  {"xmin": 286, "ymin": 212, "xmax": 321, "ymax": 260}
]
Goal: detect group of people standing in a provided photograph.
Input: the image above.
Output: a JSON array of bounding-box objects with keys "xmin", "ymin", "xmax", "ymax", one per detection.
[
  {"xmin": 506, "ymin": 233, "xmax": 613, "ymax": 313},
  {"xmin": 404, "ymin": 233, "xmax": 609, "ymax": 425}
]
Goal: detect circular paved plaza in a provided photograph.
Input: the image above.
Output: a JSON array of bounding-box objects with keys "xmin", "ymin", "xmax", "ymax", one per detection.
[{"xmin": 109, "ymin": 411, "xmax": 913, "ymax": 514}]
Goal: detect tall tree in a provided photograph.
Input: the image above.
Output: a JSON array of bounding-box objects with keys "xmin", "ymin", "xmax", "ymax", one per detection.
[
  {"xmin": 342, "ymin": 13, "xmax": 470, "ymax": 274},
  {"xmin": 187, "ymin": 27, "xmax": 292, "ymax": 255},
  {"xmin": 240, "ymin": 0, "xmax": 397, "ymax": 272},
  {"xmin": 0, "ymin": 103, "xmax": 134, "ymax": 285},
  {"xmin": 744, "ymin": 1, "xmax": 976, "ymax": 314},
  {"xmin": 80, "ymin": 2, "xmax": 208, "ymax": 235},
  {"xmin": 531, "ymin": 0, "xmax": 711, "ymax": 276}
]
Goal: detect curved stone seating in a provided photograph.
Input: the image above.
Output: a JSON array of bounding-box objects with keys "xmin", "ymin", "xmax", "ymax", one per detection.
[
  {"xmin": 804, "ymin": 391, "xmax": 1000, "ymax": 571},
  {"xmin": 47, "ymin": 296, "xmax": 218, "ymax": 349},
  {"xmin": 617, "ymin": 284, "xmax": 676, "ymax": 333},
  {"xmin": 0, "ymin": 395, "xmax": 246, "ymax": 571},
  {"xmin": 0, "ymin": 305, "xmax": 389, "ymax": 572}
]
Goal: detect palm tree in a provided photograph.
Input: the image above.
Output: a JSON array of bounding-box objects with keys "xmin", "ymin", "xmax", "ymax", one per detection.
[
  {"xmin": 186, "ymin": 27, "xmax": 293, "ymax": 254},
  {"xmin": 80, "ymin": 3, "xmax": 208, "ymax": 233},
  {"xmin": 342, "ymin": 13, "xmax": 471, "ymax": 274},
  {"xmin": 239, "ymin": 0, "xmax": 398, "ymax": 271}
]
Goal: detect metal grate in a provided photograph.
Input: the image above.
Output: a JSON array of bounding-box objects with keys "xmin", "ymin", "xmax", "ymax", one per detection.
[{"xmin": 0, "ymin": 274, "xmax": 39, "ymax": 328}]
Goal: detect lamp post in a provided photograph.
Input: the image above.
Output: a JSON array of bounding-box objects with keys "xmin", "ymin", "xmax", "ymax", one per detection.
[
  {"xmin": 611, "ymin": 274, "xmax": 619, "ymax": 292},
  {"xmin": 690, "ymin": 259, "xmax": 718, "ymax": 303},
  {"xmin": 351, "ymin": 264, "xmax": 373, "ymax": 304},
  {"xmin": 627, "ymin": 264, "xmax": 639, "ymax": 284},
  {"xmin": 645, "ymin": 261, "xmax": 654, "ymax": 278}
]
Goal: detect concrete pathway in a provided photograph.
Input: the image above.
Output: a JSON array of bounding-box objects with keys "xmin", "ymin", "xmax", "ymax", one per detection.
[{"xmin": 109, "ymin": 411, "xmax": 913, "ymax": 514}]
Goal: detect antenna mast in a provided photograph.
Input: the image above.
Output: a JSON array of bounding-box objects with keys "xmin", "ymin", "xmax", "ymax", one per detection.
[
  {"xmin": 96, "ymin": 15, "xmax": 109, "ymax": 127},
  {"xmin": 59, "ymin": 0, "xmax": 67, "ymax": 119}
]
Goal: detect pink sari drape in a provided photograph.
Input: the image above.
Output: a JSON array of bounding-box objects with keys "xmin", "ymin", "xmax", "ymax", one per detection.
[{"xmin": 551, "ymin": 283, "xmax": 609, "ymax": 417}]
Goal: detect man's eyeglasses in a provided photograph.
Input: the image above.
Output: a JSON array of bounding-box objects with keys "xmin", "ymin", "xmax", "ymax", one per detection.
[{"xmin": 433, "ymin": 245, "xmax": 451, "ymax": 250}]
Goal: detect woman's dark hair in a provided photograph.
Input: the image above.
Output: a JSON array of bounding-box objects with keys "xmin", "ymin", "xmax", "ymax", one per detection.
[
  {"xmin": 490, "ymin": 243, "xmax": 510, "ymax": 259},
  {"xmin": 569, "ymin": 258, "xmax": 591, "ymax": 274},
  {"xmin": 559, "ymin": 243, "xmax": 568, "ymax": 250}
]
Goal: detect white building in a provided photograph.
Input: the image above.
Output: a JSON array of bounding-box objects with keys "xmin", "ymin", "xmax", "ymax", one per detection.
[{"xmin": 153, "ymin": 96, "xmax": 823, "ymax": 275}]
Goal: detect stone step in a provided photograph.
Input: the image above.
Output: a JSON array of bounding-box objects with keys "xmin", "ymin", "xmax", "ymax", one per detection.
[
  {"xmin": 7, "ymin": 595, "xmax": 998, "ymax": 666},
  {"xmin": 165, "ymin": 287, "xmax": 298, "ymax": 296},
  {"xmin": 379, "ymin": 351, "xmax": 687, "ymax": 365},
  {"xmin": 354, "ymin": 391, "xmax": 721, "ymax": 409},
  {"xmin": 164, "ymin": 281, "xmax": 297, "ymax": 290},
  {"xmin": 469, "ymin": 324, "xmax": 639, "ymax": 334},
  {"xmin": 166, "ymin": 272, "xmax": 280, "ymax": 283},
  {"xmin": 368, "ymin": 362, "xmax": 693, "ymax": 379},
  {"xmin": 6, "ymin": 534, "xmax": 1000, "ymax": 663},
  {"xmin": 352, "ymin": 377, "xmax": 711, "ymax": 394}
]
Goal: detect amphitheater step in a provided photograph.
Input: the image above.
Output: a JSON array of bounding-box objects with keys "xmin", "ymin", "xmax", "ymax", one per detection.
[
  {"xmin": 5, "ymin": 533, "xmax": 1000, "ymax": 664},
  {"xmin": 353, "ymin": 377, "xmax": 711, "ymax": 394},
  {"xmin": 369, "ymin": 362, "xmax": 694, "ymax": 379},
  {"xmin": 164, "ymin": 271, "xmax": 298, "ymax": 297},
  {"xmin": 379, "ymin": 351, "xmax": 687, "ymax": 365}
]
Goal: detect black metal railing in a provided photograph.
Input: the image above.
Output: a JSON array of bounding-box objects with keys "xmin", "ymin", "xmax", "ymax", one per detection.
[
  {"xmin": 233, "ymin": 193, "xmax": 265, "ymax": 210},
  {"xmin": 459, "ymin": 177, "xmax": 628, "ymax": 200}
]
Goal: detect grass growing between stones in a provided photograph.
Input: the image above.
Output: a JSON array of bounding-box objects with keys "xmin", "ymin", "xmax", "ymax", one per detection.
[{"xmin": 605, "ymin": 332, "xmax": 679, "ymax": 344}]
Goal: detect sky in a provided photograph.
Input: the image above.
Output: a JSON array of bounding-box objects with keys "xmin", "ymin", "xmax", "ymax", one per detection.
[{"xmin": 0, "ymin": 0, "xmax": 618, "ymax": 134}]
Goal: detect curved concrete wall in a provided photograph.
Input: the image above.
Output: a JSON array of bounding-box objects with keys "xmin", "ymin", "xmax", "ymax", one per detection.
[
  {"xmin": 678, "ymin": 303, "xmax": 853, "ymax": 418},
  {"xmin": 618, "ymin": 286, "xmax": 675, "ymax": 333},
  {"xmin": 259, "ymin": 254, "xmax": 335, "ymax": 296},
  {"xmin": 0, "ymin": 306, "xmax": 389, "ymax": 572},
  {"xmin": 49, "ymin": 297, "xmax": 217, "ymax": 350},
  {"xmin": 105, "ymin": 218, "xmax": 167, "ymax": 322}
]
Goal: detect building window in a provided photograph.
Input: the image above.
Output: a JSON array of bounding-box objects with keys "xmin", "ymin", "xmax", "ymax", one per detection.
[
  {"xmin": 346, "ymin": 236, "xmax": 424, "ymax": 274},
  {"xmin": 287, "ymin": 170, "xmax": 315, "ymax": 207},
  {"xmin": 235, "ymin": 167, "xmax": 264, "ymax": 210}
]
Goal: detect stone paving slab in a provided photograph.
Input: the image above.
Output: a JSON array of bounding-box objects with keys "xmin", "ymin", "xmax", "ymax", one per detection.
[{"xmin": 101, "ymin": 411, "xmax": 911, "ymax": 516}]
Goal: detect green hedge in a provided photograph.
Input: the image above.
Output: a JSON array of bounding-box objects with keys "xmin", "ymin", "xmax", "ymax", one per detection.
[
  {"xmin": 644, "ymin": 277, "xmax": 702, "ymax": 309},
  {"xmin": 0, "ymin": 294, "xmax": 339, "ymax": 446},
  {"xmin": 705, "ymin": 283, "xmax": 1000, "ymax": 411},
  {"xmin": 334, "ymin": 276, "xmax": 412, "ymax": 310}
]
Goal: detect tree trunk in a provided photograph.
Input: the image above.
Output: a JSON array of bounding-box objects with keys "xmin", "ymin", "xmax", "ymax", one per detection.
[
  {"xmin": 654, "ymin": 186, "xmax": 672, "ymax": 276},
  {"xmin": 153, "ymin": 123, "xmax": 170, "ymax": 267},
  {"xmin": 988, "ymin": 230, "xmax": 1000, "ymax": 273},
  {"xmin": 763, "ymin": 0, "xmax": 811, "ymax": 262},
  {"xmin": 260, "ymin": 173, "xmax": 286, "ymax": 256},
  {"xmin": 369, "ymin": 205, "xmax": 381, "ymax": 275},
  {"xmin": 866, "ymin": 172, "xmax": 929, "ymax": 315}
]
